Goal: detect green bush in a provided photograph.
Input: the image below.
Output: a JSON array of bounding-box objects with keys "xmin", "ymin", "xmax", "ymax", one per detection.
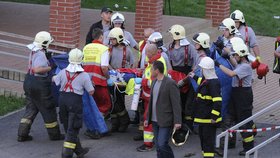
[{"xmin": 0, "ymin": 95, "xmax": 25, "ymax": 116}]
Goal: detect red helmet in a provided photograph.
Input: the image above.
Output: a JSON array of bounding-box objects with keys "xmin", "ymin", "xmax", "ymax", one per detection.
[{"xmin": 256, "ymin": 63, "xmax": 269, "ymax": 79}]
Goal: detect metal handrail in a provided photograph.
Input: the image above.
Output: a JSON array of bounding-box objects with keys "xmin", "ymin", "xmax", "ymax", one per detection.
[
  {"xmin": 215, "ymin": 99, "xmax": 280, "ymax": 158},
  {"xmin": 245, "ymin": 132, "xmax": 280, "ymax": 158}
]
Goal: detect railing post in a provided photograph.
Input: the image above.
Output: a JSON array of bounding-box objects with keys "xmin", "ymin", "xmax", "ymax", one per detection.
[{"xmin": 223, "ymin": 132, "xmax": 229, "ymax": 158}]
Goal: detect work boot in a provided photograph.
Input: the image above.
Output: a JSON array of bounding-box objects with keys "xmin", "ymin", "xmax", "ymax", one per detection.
[
  {"xmin": 62, "ymin": 148, "xmax": 74, "ymax": 158},
  {"xmin": 74, "ymin": 141, "xmax": 89, "ymax": 158},
  {"xmin": 50, "ymin": 134, "xmax": 65, "ymax": 141},
  {"xmin": 110, "ymin": 117, "xmax": 120, "ymax": 132},
  {"xmin": 84, "ymin": 130, "xmax": 101, "ymax": 139},
  {"xmin": 17, "ymin": 135, "xmax": 33, "ymax": 142},
  {"xmin": 136, "ymin": 144, "xmax": 154, "ymax": 152},
  {"xmin": 118, "ymin": 112, "xmax": 130, "ymax": 132},
  {"xmin": 239, "ymin": 149, "xmax": 253, "ymax": 156}
]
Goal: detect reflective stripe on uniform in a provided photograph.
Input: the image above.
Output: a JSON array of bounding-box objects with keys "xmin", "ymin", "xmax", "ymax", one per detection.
[
  {"xmin": 197, "ymin": 93, "xmax": 212, "ymax": 100},
  {"xmin": 203, "ymin": 152, "xmax": 214, "ymax": 157},
  {"xmin": 64, "ymin": 141, "xmax": 76, "ymax": 149},
  {"xmin": 184, "ymin": 116, "xmax": 193, "ymax": 120},
  {"xmin": 194, "ymin": 117, "xmax": 222, "ymax": 123},
  {"xmin": 211, "ymin": 110, "xmax": 220, "ymax": 116},
  {"xmin": 142, "ymin": 90, "xmax": 150, "ymax": 97},
  {"xmin": 82, "ymin": 61, "xmax": 100, "ymax": 66},
  {"xmin": 243, "ymin": 135, "xmax": 254, "ymax": 143},
  {"xmin": 144, "ymin": 131, "xmax": 154, "ymax": 142},
  {"xmin": 45, "ymin": 121, "xmax": 58, "ymax": 128},
  {"xmin": 212, "ymin": 97, "xmax": 222, "ymax": 102},
  {"xmin": 197, "ymin": 77, "xmax": 202, "ymax": 85},
  {"xmin": 87, "ymin": 72, "xmax": 107, "ymax": 80},
  {"xmin": 20, "ymin": 118, "xmax": 32, "ymax": 124}
]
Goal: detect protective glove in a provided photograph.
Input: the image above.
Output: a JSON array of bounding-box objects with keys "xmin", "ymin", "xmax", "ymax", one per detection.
[
  {"xmin": 214, "ymin": 36, "xmax": 224, "ymax": 50},
  {"xmin": 134, "ymin": 78, "xmax": 142, "ymax": 84},
  {"xmin": 214, "ymin": 60, "xmax": 221, "ymax": 67},
  {"xmin": 107, "ymin": 78, "xmax": 114, "ymax": 86},
  {"xmin": 45, "ymin": 51, "xmax": 52, "ymax": 60},
  {"xmin": 221, "ymin": 53, "xmax": 230, "ymax": 60}
]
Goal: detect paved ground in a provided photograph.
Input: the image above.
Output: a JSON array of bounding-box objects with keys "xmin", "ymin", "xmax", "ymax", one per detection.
[{"xmin": 1, "ymin": 1, "xmax": 280, "ymax": 158}]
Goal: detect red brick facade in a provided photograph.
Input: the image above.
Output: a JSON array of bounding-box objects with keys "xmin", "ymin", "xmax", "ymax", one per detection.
[
  {"xmin": 134, "ymin": 0, "xmax": 163, "ymax": 41},
  {"xmin": 205, "ymin": 0, "xmax": 230, "ymax": 26},
  {"xmin": 49, "ymin": 0, "xmax": 80, "ymax": 50}
]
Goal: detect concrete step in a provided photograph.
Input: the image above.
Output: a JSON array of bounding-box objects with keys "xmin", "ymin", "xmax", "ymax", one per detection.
[{"xmin": 0, "ymin": 78, "xmax": 24, "ymax": 98}]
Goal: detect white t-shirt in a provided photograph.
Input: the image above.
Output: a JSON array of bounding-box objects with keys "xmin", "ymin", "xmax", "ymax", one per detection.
[{"xmin": 101, "ymin": 50, "xmax": 109, "ymax": 66}]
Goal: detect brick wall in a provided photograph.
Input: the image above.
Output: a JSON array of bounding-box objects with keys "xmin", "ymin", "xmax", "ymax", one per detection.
[
  {"xmin": 134, "ymin": 0, "xmax": 163, "ymax": 41},
  {"xmin": 205, "ymin": 0, "xmax": 230, "ymax": 26},
  {"xmin": 49, "ymin": 0, "xmax": 80, "ymax": 51}
]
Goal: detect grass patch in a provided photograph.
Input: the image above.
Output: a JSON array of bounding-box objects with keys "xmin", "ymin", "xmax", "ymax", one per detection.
[
  {"xmin": 0, "ymin": 95, "xmax": 25, "ymax": 116},
  {"xmin": 1, "ymin": 0, "xmax": 279, "ymax": 36}
]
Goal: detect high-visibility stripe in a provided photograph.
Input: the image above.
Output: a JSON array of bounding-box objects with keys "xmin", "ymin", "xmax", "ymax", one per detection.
[
  {"xmin": 197, "ymin": 77, "xmax": 202, "ymax": 85},
  {"xmin": 203, "ymin": 152, "xmax": 214, "ymax": 157},
  {"xmin": 83, "ymin": 62, "xmax": 100, "ymax": 66},
  {"xmin": 194, "ymin": 117, "xmax": 222, "ymax": 123},
  {"xmin": 20, "ymin": 118, "xmax": 32, "ymax": 124},
  {"xmin": 142, "ymin": 90, "xmax": 150, "ymax": 97},
  {"xmin": 211, "ymin": 110, "xmax": 220, "ymax": 116},
  {"xmin": 144, "ymin": 131, "xmax": 154, "ymax": 142},
  {"xmin": 184, "ymin": 116, "xmax": 193, "ymax": 120},
  {"xmin": 197, "ymin": 93, "xmax": 212, "ymax": 100},
  {"xmin": 45, "ymin": 121, "xmax": 58, "ymax": 128},
  {"xmin": 243, "ymin": 135, "xmax": 254, "ymax": 143},
  {"xmin": 64, "ymin": 142, "xmax": 76, "ymax": 149},
  {"xmin": 212, "ymin": 97, "xmax": 222, "ymax": 102},
  {"xmin": 87, "ymin": 72, "xmax": 107, "ymax": 80}
]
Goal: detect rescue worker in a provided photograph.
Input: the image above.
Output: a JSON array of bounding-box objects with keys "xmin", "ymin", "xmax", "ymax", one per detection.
[
  {"xmin": 147, "ymin": 32, "xmax": 172, "ymax": 70},
  {"xmin": 136, "ymin": 43, "xmax": 167, "ymax": 152},
  {"xmin": 189, "ymin": 57, "xmax": 222, "ymax": 158},
  {"xmin": 108, "ymin": 27, "xmax": 135, "ymax": 132},
  {"xmin": 53, "ymin": 48, "xmax": 95, "ymax": 158},
  {"xmin": 215, "ymin": 43, "xmax": 255, "ymax": 156},
  {"xmin": 17, "ymin": 31, "xmax": 64, "ymax": 142},
  {"xmin": 85, "ymin": 7, "xmax": 113, "ymax": 45},
  {"xmin": 83, "ymin": 28, "xmax": 111, "ymax": 139},
  {"xmin": 168, "ymin": 24, "xmax": 198, "ymax": 131},
  {"xmin": 230, "ymin": 10, "xmax": 261, "ymax": 62},
  {"xmin": 103, "ymin": 12, "xmax": 139, "ymax": 51},
  {"xmin": 133, "ymin": 28, "xmax": 155, "ymax": 141}
]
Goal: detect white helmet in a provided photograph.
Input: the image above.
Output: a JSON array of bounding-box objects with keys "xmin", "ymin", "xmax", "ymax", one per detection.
[
  {"xmin": 33, "ymin": 31, "xmax": 53, "ymax": 49},
  {"xmin": 233, "ymin": 43, "xmax": 250, "ymax": 57},
  {"xmin": 219, "ymin": 18, "xmax": 236, "ymax": 34},
  {"xmin": 230, "ymin": 10, "xmax": 245, "ymax": 23},
  {"xmin": 68, "ymin": 48, "xmax": 84, "ymax": 64},
  {"xmin": 111, "ymin": 12, "xmax": 125, "ymax": 24},
  {"xmin": 168, "ymin": 24, "xmax": 186, "ymax": 40},
  {"xmin": 108, "ymin": 27, "xmax": 124, "ymax": 43},
  {"xmin": 230, "ymin": 37, "xmax": 245, "ymax": 51},
  {"xmin": 192, "ymin": 32, "xmax": 210, "ymax": 49},
  {"xmin": 148, "ymin": 32, "xmax": 164, "ymax": 48},
  {"xmin": 199, "ymin": 57, "xmax": 215, "ymax": 69}
]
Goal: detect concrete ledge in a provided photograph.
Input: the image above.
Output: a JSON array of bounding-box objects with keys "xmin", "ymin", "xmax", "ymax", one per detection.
[
  {"xmin": 0, "ymin": 88, "xmax": 25, "ymax": 99},
  {"xmin": 0, "ymin": 67, "xmax": 26, "ymax": 82}
]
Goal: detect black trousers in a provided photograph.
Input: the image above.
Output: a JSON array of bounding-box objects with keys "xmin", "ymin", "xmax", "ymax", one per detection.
[
  {"xmin": 109, "ymin": 86, "xmax": 130, "ymax": 132},
  {"xmin": 228, "ymin": 87, "xmax": 254, "ymax": 150},
  {"xmin": 18, "ymin": 74, "xmax": 61, "ymax": 139},
  {"xmin": 59, "ymin": 92, "xmax": 84, "ymax": 157},
  {"xmin": 199, "ymin": 124, "xmax": 216, "ymax": 158}
]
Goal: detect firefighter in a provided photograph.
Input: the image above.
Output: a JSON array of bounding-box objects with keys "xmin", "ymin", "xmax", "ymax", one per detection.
[
  {"xmin": 108, "ymin": 27, "xmax": 135, "ymax": 132},
  {"xmin": 103, "ymin": 12, "xmax": 139, "ymax": 51},
  {"xmin": 215, "ymin": 43, "xmax": 255, "ymax": 156},
  {"xmin": 168, "ymin": 24, "xmax": 198, "ymax": 131},
  {"xmin": 147, "ymin": 32, "xmax": 172, "ymax": 70},
  {"xmin": 189, "ymin": 57, "xmax": 222, "ymax": 158},
  {"xmin": 136, "ymin": 43, "xmax": 167, "ymax": 152},
  {"xmin": 83, "ymin": 28, "xmax": 111, "ymax": 139},
  {"xmin": 17, "ymin": 31, "xmax": 64, "ymax": 142},
  {"xmin": 230, "ymin": 10, "xmax": 261, "ymax": 62},
  {"xmin": 53, "ymin": 48, "xmax": 94, "ymax": 158},
  {"xmin": 85, "ymin": 7, "xmax": 113, "ymax": 45}
]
